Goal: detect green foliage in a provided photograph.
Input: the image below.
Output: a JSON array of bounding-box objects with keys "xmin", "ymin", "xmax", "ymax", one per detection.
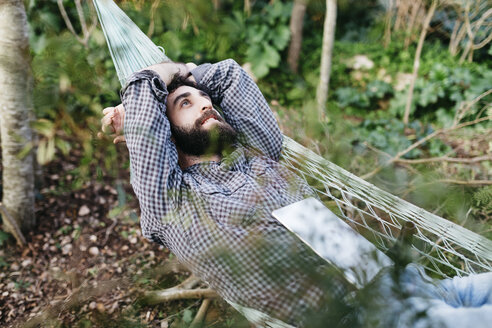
[
  {"xmin": 244, "ymin": 1, "xmax": 292, "ymax": 78},
  {"xmin": 389, "ymin": 62, "xmax": 492, "ymax": 125},
  {"xmin": 0, "ymin": 256, "xmax": 8, "ymax": 268},
  {"xmin": 335, "ymin": 80, "xmax": 393, "ymax": 109},
  {"xmin": 0, "ymin": 230, "xmax": 10, "ymax": 246},
  {"xmin": 14, "ymin": 279, "xmax": 31, "ymax": 290},
  {"xmin": 6, "ymin": 1, "xmax": 490, "ymax": 326},
  {"xmin": 206, "ymin": 1, "xmax": 293, "ymax": 79},
  {"xmin": 473, "ymin": 187, "xmax": 492, "ymax": 210},
  {"xmin": 355, "ymin": 118, "xmax": 451, "ymax": 158},
  {"xmin": 26, "ymin": 1, "xmax": 123, "ymax": 182}
]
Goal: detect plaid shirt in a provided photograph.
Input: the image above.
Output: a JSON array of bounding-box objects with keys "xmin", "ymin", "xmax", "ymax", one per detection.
[{"xmin": 122, "ymin": 59, "xmax": 349, "ymax": 325}]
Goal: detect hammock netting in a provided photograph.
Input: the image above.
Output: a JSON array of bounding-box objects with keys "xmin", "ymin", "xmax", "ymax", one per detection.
[{"xmin": 92, "ymin": 0, "xmax": 492, "ymax": 280}]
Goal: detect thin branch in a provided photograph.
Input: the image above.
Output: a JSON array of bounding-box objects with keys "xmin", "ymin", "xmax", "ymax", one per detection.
[
  {"xmin": 403, "ymin": 0, "xmax": 437, "ymax": 125},
  {"xmin": 362, "ymin": 141, "xmax": 420, "ymax": 175},
  {"xmin": 57, "ymin": 0, "xmax": 96, "ymax": 47},
  {"xmin": 102, "ymin": 218, "xmax": 118, "ymax": 245},
  {"xmin": 449, "ymin": 18, "xmax": 461, "ymax": 55},
  {"xmin": 142, "ymin": 288, "xmax": 219, "ymax": 305},
  {"xmin": 456, "ymin": 88, "xmax": 492, "ymax": 124},
  {"xmin": 383, "ymin": 0, "xmax": 394, "ymax": 48},
  {"xmin": 147, "ymin": 0, "xmax": 160, "ymax": 37},
  {"xmin": 395, "ymin": 155, "xmax": 492, "ymax": 164},
  {"xmin": 190, "ymin": 298, "xmax": 211, "ymax": 327},
  {"xmin": 57, "ymin": 0, "xmax": 84, "ymax": 44},
  {"xmin": 174, "ymin": 275, "xmax": 202, "ymax": 290},
  {"xmin": 244, "ymin": 0, "xmax": 251, "ymax": 16},
  {"xmin": 475, "ymin": 103, "xmax": 491, "ymax": 120},
  {"xmin": 435, "ymin": 179, "xmax": 492, "ymax": 186},
  {"xmin": 472, "ymin": 27, "xmax": 492, "ymax": 49},
  {"xmin": 75, "ymin": 0, "xmax": 88, "ymax": 38},
  {"xmin": 362, "ymin": 115, "xmax": 492, "ymax": 179},
  {"xmin": 404, "ymin": 0, "xmax": 422, "ymax": 48}
]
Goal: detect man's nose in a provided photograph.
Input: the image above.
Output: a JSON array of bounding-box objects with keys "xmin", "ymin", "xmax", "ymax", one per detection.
[{"xmin": 199, "ymin": 99, "xmax": 213, "ymax": 112}]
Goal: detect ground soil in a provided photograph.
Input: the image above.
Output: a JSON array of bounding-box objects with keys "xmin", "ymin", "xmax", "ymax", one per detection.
[{"xmin": 0, "ymin": 150, "xmax": 248, "ymax": 328}]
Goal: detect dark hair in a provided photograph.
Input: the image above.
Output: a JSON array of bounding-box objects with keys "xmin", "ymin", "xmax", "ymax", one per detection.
[
  {"xmin": 167, "ymin": 74, "xmax": 213, "ymax": 101},
  {"xmin": 167, "ymin": 73, "xmax": 223, "ymax": 116}
]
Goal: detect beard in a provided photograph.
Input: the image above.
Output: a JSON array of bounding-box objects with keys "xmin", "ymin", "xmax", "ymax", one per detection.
[{"xmin": 170, "ymin": 111, "xmax": 238, "ymax": 157}]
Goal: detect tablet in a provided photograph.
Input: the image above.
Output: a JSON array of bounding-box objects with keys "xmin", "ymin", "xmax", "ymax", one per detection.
[{"xmin": 272, "ymin": 198, "xmax": 393, "ymax": 288}]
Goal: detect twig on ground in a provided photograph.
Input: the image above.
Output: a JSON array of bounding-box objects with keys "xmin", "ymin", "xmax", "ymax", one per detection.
[
  {"xmin": 142, "ymin": 288, "xmax": 218, "ymax": 305},
  {"xmin": 175, "ymin": 275, "xmax": 202, "ymax": 290},
  {"xmin": 102, "ymin": 218, "xmax": 118, "ymax": 245},
  {"xmin": 190, "ymin": 298, "xmax": 212, "ymax": 328}
]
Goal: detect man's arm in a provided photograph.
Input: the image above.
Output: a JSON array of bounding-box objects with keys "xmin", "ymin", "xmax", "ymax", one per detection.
[
  {"xmin": 121, "ymin": 63, "xmax": 187, "ymax": 240},
  {"xmin": 191, "ymin": 59, "xmax": 283, "ymax": 161}
]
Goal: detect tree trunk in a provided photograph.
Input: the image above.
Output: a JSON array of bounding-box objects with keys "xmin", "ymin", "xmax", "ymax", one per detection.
[
  {"xmin": 0, "ymin": 0, "xmax": 35, "ymax": 235},
  {"xmin": 287, "ymin": 0, "xmax": 308, "ymax": 73},
  {"xmin": 316, "ymin": 0, "xmax": 337, "ymax": 118}
]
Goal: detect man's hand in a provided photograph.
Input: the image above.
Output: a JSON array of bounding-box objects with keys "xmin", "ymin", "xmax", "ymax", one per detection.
[
  {"xmin": 142, "ymin": 62, "xmax": 189, "ymax": 85},
  {"xmin": 100, "ymin": 104, "xmax": 126, "ymax": 144},
  {"xmin": 99, "ymin": 63, "xmax": 196, "ymax": 144},
  {"xmin": 185, "ymin": 63, "xmax": 197, "ymax": 82}
]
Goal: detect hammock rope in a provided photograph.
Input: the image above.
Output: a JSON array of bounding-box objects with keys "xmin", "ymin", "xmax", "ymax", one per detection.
[{"xmin": 92, "ymin": 0, "xmax": 492, "ymax": 279}]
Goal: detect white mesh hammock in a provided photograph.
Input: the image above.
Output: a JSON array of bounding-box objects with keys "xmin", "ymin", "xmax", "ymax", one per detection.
[{"xmin": 92, "ymin": 0, "xmax": 492, "ymax": 279}]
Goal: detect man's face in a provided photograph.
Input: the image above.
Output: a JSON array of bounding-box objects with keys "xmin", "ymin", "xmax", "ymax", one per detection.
[{"xmin": 166, "ymin": 86, "xmax": 237, "ymax": 156}]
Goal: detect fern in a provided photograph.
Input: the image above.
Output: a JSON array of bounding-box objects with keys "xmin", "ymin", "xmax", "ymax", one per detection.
[{"xmin": 473, "ymin": 187, "xmax": 492, "ymax": 210}]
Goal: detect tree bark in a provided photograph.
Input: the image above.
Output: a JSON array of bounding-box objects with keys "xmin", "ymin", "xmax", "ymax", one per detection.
[
  {"xmin": 316, "ymin": 0, "xmax": 337, "ymax": 118},
  {"xmin": 403, "ymin": 0, "xmax": 437, "ymax": 126},
  {"xmin": 0, "ymin": 0, "xmax": 35, "ymax": 234},
  {"xmin": 287, "ymin": 0, "xmax": 308, "ymax": 73}
]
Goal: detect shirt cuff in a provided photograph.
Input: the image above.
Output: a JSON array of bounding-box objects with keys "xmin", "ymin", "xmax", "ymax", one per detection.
[
  {"xmin": 191, "ymin": 63, "xmax": 212, "ymax": 83},
  {"xmin": 121, "ymin": 70, "xmax": 168, "ymax": 102}
]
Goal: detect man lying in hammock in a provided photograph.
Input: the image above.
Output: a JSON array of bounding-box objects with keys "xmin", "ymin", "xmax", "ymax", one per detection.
[
  {"xmin": 101, "ymin": 59, "xmax": 492, "ymax": 327},
  {"xmin": 103, "ymin": 59, "xmax": 349, "ymax": 326}
]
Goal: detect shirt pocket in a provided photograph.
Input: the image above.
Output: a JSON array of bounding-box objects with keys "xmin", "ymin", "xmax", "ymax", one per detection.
[
  {"xmin": 198, "ymin": 171, "xmax": 247, "ymax": 196},
  {"xmin": 249, "ymin": 157, "xmax": 269, "ymax": 177},
  {"xmin": 200, "ymin": 184, "xmax": 262, "ymax": 231}
]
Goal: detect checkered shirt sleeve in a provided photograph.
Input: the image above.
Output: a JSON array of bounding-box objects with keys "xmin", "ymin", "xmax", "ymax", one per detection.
[
  {"xmin": 192, "ymin": 59, "xmax": 283, "ymax": 161},
  {"xmin": 121, "ymin": 69, "xmax": 182, "ymax": 242}
]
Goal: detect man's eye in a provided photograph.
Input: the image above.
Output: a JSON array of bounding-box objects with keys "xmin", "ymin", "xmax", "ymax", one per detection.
[{"xmin": 181, "ymin": 100, "xmax": 190, "ymax": 107}]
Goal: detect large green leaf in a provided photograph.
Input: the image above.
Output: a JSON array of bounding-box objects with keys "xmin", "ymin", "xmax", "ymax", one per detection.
[
  {"xmin": 262, "ymin": 43, "xmax": 280, "ymax": 67},
  {"xmin": 271, "ymin": 25, "xmax": 290, "ymax": 50}
]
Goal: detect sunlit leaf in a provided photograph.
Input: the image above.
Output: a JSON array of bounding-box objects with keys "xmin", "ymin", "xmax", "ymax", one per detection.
[
  {"xmin": 32, "ymin": 119, "xmax": 55, "ymax": 137},
  {"xmin": 37, "ymin": 137, "xmax": 56, "ymax": 165},
  {"xmin": 55, "ymin": 137, "xmax": 71, "ymax": 155}
]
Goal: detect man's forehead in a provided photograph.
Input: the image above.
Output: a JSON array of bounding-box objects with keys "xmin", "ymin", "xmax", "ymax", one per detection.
[{"xmin": 167, "ymin": 85, "xmax": 209, "ymax": 103}]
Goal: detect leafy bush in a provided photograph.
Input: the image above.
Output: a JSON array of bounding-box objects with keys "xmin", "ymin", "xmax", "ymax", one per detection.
[
  {"xmin": 389, "ymin": 62, "xmax": 492, "ymax": 125},
  {"xmin": 355, "ymin": 118, "xmax": 452, "ymax": 158},
  {"xmin": 335, "ymin": 80, "xmax": 393, "ymax": 109},
  {"xmin": 242, "ymin": 1, "xmax": 292, "ymax": 78}
]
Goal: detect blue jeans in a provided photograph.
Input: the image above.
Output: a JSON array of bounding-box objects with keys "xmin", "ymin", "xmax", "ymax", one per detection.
[{"xmin": 361, "ymin": 264, "xmax": 492, "ymax": 328}]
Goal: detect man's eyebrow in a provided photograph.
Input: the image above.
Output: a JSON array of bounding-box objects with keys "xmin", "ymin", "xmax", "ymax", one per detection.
[
  {"xmin": 172, "ymin": 92, "xmax": 191, "ymax": 106},
  {"xmin": 199, "ymin": 91, "xmax": 211, "ymax": 100}
]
